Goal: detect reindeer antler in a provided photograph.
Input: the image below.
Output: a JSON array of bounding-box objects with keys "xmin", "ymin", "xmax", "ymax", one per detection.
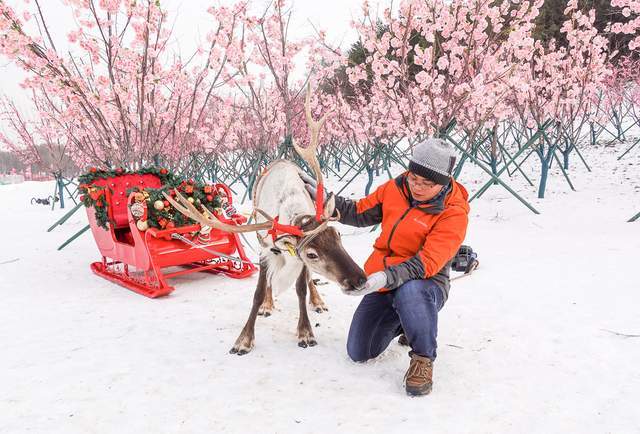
[
  {"xmin": 163, "ymin": 190, "xmax": 275, "ymax": 234},
  {"xmin": 293, "ymin": 83, "xmax": 332, "ymax": 222},
  {"xmin": 292, "ymin": 83, "xmax": 328, "ymax": 188}
]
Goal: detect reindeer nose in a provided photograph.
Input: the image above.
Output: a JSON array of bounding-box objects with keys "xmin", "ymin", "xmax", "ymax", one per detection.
[{"xmin": 345, "ymin": 276, "xmax": 367, "ymax": 290}]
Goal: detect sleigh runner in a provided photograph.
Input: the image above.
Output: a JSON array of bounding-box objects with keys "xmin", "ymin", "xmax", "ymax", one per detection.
[{"xmin": 81, "ymin": 168, "xmax": 256, "ymax": 298}]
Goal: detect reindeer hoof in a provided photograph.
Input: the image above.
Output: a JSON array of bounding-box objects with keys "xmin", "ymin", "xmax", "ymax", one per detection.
[
  {"xmin": 398, "ymin": 334, "xmax": 409, "ymax": 346},
  {"xmin": 298, "ymin": 335, "xmax": 317, "ymax": 348},
  {"xmin": 310, "ymin": 302, "xmax": 329, "ymax": 314},
  {"xmin": 258, "ymin": 305, "xmax": 273, "ymax": 317},
  {"xmin": 230, "ymin": 336, "xmax": 254, "ymax": 355},
  {"xmin": 229, "ymin": 346, "xmax": 252, "ymax": 355}
]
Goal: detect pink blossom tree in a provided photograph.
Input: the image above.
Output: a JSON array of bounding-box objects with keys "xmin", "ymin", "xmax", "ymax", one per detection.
[
  {"xmin": 610, "ymin": 0, "xmax": 640, "ymax": 52},
  {"xmin": 0, "ymin": 95, "xmax": 76, "ymax": 174},
  {"xmin": 305, "ymin": 0, "xmax": 545, "ymax": 199},
  {"xmin": 340, "ymin": 0, "xmax": 543, "ymax": 143},
  {"xmin": 0, "ymin": 0, "xmax": 245, "ymax": 170},
  {"xmin": 507, "ymin": 0, "xmax": 609, "ymax": 197}
]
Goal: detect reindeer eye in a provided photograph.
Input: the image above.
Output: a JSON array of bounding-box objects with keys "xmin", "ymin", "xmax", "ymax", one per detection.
[{"xmin": 306, "ymin": 252, "xmax": 319, "ymax": 260}]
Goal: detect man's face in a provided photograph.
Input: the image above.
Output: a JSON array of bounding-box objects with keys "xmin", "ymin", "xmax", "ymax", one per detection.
[{"xmin": 407, "ymin": 172, "xmax": 443, "ymax": 201}]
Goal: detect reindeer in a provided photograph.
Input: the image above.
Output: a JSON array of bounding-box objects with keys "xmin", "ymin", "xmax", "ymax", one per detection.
[{"xmin": 165, "ymin": 88, "xmax": 367, "ymax": 355}]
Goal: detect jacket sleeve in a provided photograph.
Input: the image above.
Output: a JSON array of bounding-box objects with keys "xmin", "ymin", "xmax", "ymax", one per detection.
[
  {"xmin": 383, "ymin": 209, "xmax": 468, "ymax": 290},
  {"xmin": 333, "ymin": 182, "xmax": 387, "ymax": 228}
]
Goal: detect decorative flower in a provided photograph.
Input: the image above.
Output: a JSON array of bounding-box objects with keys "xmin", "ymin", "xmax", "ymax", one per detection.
[{"xmin": 130, "ymin": 202, "xmax": 145, "ymax": 218}]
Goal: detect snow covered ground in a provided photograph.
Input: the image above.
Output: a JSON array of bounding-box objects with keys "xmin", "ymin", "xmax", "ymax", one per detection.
[{"xmin": 1, "ymin": 143, "xmax": 639, "ymax": 434}]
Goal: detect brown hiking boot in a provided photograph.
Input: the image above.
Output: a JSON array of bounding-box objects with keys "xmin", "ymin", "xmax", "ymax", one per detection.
[{"xmin": 404, "ymin": 352, "xmax": 433, "ymax": 396}]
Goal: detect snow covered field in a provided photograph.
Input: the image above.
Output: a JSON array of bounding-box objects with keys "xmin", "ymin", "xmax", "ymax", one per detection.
[{"xmin": 1, "ymin": 144, "xmax": 639, "ymax": 434}]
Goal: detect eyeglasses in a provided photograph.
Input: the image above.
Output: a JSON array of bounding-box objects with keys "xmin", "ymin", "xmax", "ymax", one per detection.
[{"xmin": 407, "ymin": 173, "xmax": 438, "ymax": 189}]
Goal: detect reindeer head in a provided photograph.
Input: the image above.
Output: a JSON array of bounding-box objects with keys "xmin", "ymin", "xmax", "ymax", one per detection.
[
  {"xmin": 270, "ymin": 194, "xmax": 367, "ymax": 293},
  {"xmin": 294, "ymin": 218, "xmax": 367, "ymax": 292}
]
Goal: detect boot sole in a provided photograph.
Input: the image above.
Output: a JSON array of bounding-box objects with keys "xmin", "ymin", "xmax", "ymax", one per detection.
[{"xmin": 405, "ymin": 384, "xmax": 432, "ymax": 396}]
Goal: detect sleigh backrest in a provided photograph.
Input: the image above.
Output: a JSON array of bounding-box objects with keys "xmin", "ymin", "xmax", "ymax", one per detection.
[{"xmin": 92, "ymin": 174, "xmax": 162, "ymax": 228}]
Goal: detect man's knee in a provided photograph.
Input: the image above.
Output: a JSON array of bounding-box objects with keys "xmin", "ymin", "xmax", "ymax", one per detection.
[
  {"xmin": 395, "ymin": 279, "xmax": 439, "ymax": 305},
  {"xmin": 346, "ymin": 337, "xmax": 372, "ymax": 362},
  {"xmin": 394, "ymin": 280, "xmax": 428, "ymax": 303}
]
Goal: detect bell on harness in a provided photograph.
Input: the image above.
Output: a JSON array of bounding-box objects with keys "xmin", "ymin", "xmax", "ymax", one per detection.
[{"xmin": 451, "ymin": 245, "xmax": 478, "ymax": 273}]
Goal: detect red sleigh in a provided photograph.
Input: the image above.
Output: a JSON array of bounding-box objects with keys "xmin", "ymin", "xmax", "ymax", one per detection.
[{"xmin": 85, "ymin": 173, "xmax": 257, "ymax": 298}]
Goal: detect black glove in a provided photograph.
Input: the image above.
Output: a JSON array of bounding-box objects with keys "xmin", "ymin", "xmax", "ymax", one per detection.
[{"xmin": 298, "ymin": 171, "xmax": 328, "ymax": 202}]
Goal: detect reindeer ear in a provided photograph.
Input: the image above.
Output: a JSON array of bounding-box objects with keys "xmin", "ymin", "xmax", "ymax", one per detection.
[{"xmin": 323, "ymin": 193, "xmax": 336, "ymax": 220}]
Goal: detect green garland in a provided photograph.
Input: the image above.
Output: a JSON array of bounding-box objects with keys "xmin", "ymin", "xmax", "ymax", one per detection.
[
  {"xmin": 77, "ymin": 166, "xmax": 180, "ymax": 187},
  {"xmin": 79, "ymin": 166, "xmax": 223, "ymax": 231},
  {"xmin": 130, "ymin": 183, "xmax": 222, "ymax": 230},
  {"xmin": 79, "ymin": 183, "xmax": 110, "ymax": 229}
]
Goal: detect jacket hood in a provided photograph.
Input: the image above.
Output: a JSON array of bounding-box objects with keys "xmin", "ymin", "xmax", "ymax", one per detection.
[{"xmin": 445, "ymin": 178, "xmax": 470, "ymax": 215}]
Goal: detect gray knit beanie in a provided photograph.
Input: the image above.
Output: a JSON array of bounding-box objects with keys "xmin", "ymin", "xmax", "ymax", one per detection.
[{"xmin": 408, "ymin": 138, "xmax": 456, "ymax": 186}]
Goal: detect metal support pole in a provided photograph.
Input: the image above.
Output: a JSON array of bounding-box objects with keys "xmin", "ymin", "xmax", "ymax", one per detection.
[
  {"xmin": 447, "ymin": 135, "xmax": 541, "ymax": 214},
  {"xmin": 57, "ymin": 224, "xmax": 90, "ymax": 251},
  {"xmin": 47, "ymin": 202, "xmax": 83, "ymax": 232}
]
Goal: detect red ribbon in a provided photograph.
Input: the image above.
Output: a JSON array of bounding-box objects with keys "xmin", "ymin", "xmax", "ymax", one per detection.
[
  {"xmin": 268, "ymin": 216, "xmax": 304, "ymax": 243},
  {"xmin": 315, "ymin": 182, "xmax": 324, "ymax": 222}
]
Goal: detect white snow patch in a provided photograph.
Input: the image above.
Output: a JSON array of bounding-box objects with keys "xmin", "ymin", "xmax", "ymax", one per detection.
[{"xmin": 1, "ymin": 144, "xmax": 639, "ymax": 434}]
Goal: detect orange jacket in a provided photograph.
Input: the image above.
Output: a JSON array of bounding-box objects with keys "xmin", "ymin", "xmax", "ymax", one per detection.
[{"xmin": 335, "ymin": 172, "xmax": 469, "ymax": 297}]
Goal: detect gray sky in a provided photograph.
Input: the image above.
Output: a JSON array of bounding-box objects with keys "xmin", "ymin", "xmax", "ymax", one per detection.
[{"xmin": 0, "ymin": 0, "xmax": 384, "ymax": 108}]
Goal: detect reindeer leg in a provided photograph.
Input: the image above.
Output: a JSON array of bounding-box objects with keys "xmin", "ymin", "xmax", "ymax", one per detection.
[
  {"xmin": 258, "ymin": 284, "xmax": 274, "ymax": 317},
  {"xmin": 296, "ymin": 267, "xmax": 317, "ymax": 348},
  {"xmin": 308, "ymin": 277, "xmax": 328, "ymax": 313},
  {"xmin": 230, "ymin": 263, "xmax": 268, "ymax": 355}
]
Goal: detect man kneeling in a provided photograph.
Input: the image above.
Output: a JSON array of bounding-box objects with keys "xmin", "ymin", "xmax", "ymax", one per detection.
[{"xmin": 301, "ymin": 138, "xmax": 469, "ymax": 396}]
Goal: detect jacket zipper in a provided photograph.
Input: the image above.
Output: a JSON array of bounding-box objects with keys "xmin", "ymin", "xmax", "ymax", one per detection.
[{"xmin": 383, "ymin": 206, "xmax": 414, "ymax": 268}]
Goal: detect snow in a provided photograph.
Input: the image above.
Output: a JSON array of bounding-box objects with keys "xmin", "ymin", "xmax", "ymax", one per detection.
[{"xmin": 1, "ymin": 144, "xmax": 639, "ymax": 434}]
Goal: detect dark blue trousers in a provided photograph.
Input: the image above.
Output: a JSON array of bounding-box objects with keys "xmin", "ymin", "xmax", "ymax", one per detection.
[{"xmin": 347, "ymin": 279, "xmax": 445, "ymax": 361}]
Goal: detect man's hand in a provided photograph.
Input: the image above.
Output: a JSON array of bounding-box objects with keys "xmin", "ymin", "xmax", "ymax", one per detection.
[
  {"xmin": 346, "ymin": 271, "xmax": 387, "ymax": 296},
  {"xmin": 298, "ymin": 171, "xmax": 327, "ymax": 202}
]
